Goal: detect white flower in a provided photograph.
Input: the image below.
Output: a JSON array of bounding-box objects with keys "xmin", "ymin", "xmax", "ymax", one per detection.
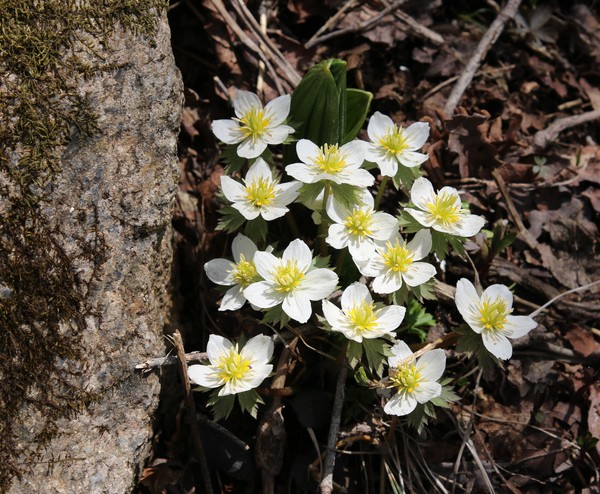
[
  {"xmin": 244, "ymin": 239, "xmax": 338, "ymax": 323},
  {"xmin": 212, "ymin": 90, "xmax": 294, "ymax": 159},
  {"xmin": 322, "ymin": 282, "xmax": 406, "ymax": 343},
  {"xmin": 221, "ymin": 158, "xmax": 301, "ymax": 221},
  {"xmin": 365, "ymin": 112, "xmax": 430, "ymax": 177},
  {"xmin": 204, "ymin": 233, "xmax": 261, "ymax": 311},
  {"xmin": 405, "ymin": 177, "xmax": 485, "ymax": 237},
  {"xmin": 384, "ymin": 341, "xmax": 446, "ymax": 416},
  {"xmin": 455, "ymin": 279, "xmax": 537, "ymax": 360},
  {"xmin": 188, "ymin": 334, "xmax": 274, "ymax": 396},
  {"xmin": 285, "ymin": 139, "xmax": 374, "ymax": 187},
  {"xmin": 325, "ymin": 189, "xmax": 398, "ymax": 262},
  {"xmin": 358, "ymin": 229, "xmax": 436, "ymax": 294}
]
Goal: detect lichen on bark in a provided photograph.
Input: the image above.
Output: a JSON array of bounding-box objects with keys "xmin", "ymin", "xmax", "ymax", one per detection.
[{"xmin": 0, "ymin": 0, "xmax": 166, "ymax": 487}]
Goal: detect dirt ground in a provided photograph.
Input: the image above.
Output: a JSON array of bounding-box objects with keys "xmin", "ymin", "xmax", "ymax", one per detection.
[{"xmin": 138, "ymin": 1, "xmax": 600, "ymax": 493}]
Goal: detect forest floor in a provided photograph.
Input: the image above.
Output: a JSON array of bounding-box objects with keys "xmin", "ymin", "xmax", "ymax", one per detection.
[{"xmin": 139, "ymin": 1, "xmax": 600, "ymax": 493}]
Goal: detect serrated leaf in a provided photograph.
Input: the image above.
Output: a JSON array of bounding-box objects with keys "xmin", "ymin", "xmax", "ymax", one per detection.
[
  {"xmin": 391, "ymin": 164, "xmax": 421, "ymax": 190},
  {"xmin": 261, "ymin": 304, "xmax": 290, "ymax": 328},
  {"xmin": 362, "ymin": 338, "xmax": 390, "ymax": 377},
  {"xmin": 297, "ymin": 182, "xmax": 325, "ymax": 206},
  {"xmin": 207, "ymin": 392, "xmax": 236, "ymax": 421},
  {"xmin": 217, "ymin": 205, "xmax": 247, "ymax": 233},
  {"xmin": 347, "ymin": 341, "xmax": 363, "ymax": 368},
  {"xmin": 222, "ymin": 144, "xmax": 247, "ymax": 174},
  {"xmin": 237, "ymin": 389, "xmax": 264, "ymax": 418},
  {"xmin": 243, "ymin": 216, "xmax": 268, "ymax": 244},
  {"xmin": 330, "ymin": 182, "xmax": 362, "ymax": 209},
  {"xmin": 344, "ymin": 88, "xmax": 372, "ymax": 143}
]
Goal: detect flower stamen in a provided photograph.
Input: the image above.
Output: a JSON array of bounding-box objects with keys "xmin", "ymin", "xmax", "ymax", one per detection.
[
  {"xmin": 479, "ymin": 298, "xmax": 512, "ymax": 331},
  {"xmin": 378, "ymin": 126, "xmax": 408, "ymax": 157},
  {"xmin": 426, "ymin": 192, "xmax": 460, "ymax": 225},
  {"xmin": 232, "ymin": 254, "xmax": 258, "ymax": 287},
  {"xmin": 273, "ymin": 261, "xmax": 305, "ymax": 293},
  {"xmin": 314, "ymin": 144, "xmax": 347, "ymax": 173},
  {"xmin": 245, "ymin": 177, "xmax": 276, "ymax": 207},
  {"xmin": 390, "ymin": 362, "xmax": 421, "ymax": 394},
  {"xmin": 216, "ymin": 346, "xmax": 252, "ymax": 383},
  {"xmin": 344, "ymin": 209, "xmax": 373, "ymax": 237},
  {"xmin": 239, "ymin": 107, "xmax": 271, "ymax": 141},
  {"xmin": 382, "ymin": 240, "xmax": 414, "ymax": 273},
  {"xmin": 346, "ymin": 302, "xmax": 377, "ymax": 334}
]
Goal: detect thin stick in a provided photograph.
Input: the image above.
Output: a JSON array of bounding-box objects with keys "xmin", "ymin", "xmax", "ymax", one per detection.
[
  {"xmin": 444, "ymin": 0, "xmax": 522, "ymax": 116},
  {"xmin": 374, "ymin": 176, "xmax": 389, "ymax": 210},
  {"xmin": 306, "ymin": 0, "xmax": 359, "ymax": 46},
  {"xmin": 305, "ymin": 0, "xmax": 408, "ymax": 49},
  {"xmin": 171, "ymin": 331, "xmax": 214, "ymax": 494},
  {"xmin": 134, "ymin": 350, "xmax": 208, "ymax": 371},
  {"xmin": 256, "ymin": 3, "xmax": 267, "ymax": 95},
  {"xmin": 530, "ymin": 109, "xmax": 600, "ymax": 151},
  {"xmin": 380, "ymin": 0, "xmax": 444, "ymax": 45},
  {"xmin": 319, "ymin": 360, "xmax": 349, "ymax": 494},
  {"xmin": 529, "ymin": 279, "xmax": 600, "ymax": 318}
]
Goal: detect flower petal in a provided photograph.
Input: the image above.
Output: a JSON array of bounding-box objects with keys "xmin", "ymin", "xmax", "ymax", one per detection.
[
  {"xmin": 188, "ymin": 364, "xmax": 222, "ymax": 388},
  {"xmin": 374, "ymin": 305, "xmax": 406, "ymax": 332},
  {"xmin": 219, "ymin": 285, "xmax": 246, "ymax": 311},
  {"xmin": 245, "ymin": 158, "xmax": 272, "ymax": 183},
  {"xmin": 220, "ymin": 175, "xmax": 246, "ymax": 203},
  {"xmin": 372, "ymin": 271, "xmax": 402, "ymax": 294},
  {"xmin": 388, "ymin": 340, "xmax": 413, "ymax": 367},
  {"xmin": 232, "ymin": 201, "xmax": 260, "ymax": 220},
  {"xmin": 348, "ymin": 236, "xmax": 375, "ymax": 262},
  {"xmin": 404, "ymin": 208, "xmax": 436, "ymax": 228},
  {"xmin": 274, "ymin": 181, "xmax": 302, "ymax": 206},
  {"xmin": 416, "ymin": 349, "xmax": 446, "ymax": 381},
  {"xmin": 242, "ymin": 364, "xmax": 273, "ymax": 389},
  {"xmin": 326, "ymin": 196, "xmax": 351, "ymax": 224},
  {"xmin": 367, "ymin": 112, "xmax": 393, "ymax": 142},
  {"xmin": 414, "ymin": 381, "xmax": 441, "ymax": 404},
  {"xmin": 403, "ymin": 262, "xmax": 436, "ymax": 287},
  {"xmin": 253, "ymin": 251, "xmax": 279, "ymax": 281},
  {"xmin": 370, "ymin": 212, "xmax": 398, "ymax": 241},
  {"xmin": 231, "ymin": 233, "xmax": 257, "ymax": 262},
  {"xmin": 299, "ymin": 269, "xmax": 338, "ymax": 300},
  {"xmin": 261, "ymin": 205, "xmax": 289, "ymax": 221},
  {"xmin": 206, "ymin": 334, "xmax": 232, "ymax": 363},
  {"xmin": 282, "ymin": 291, "xmax": 312, "ymax": 323},
  {"xmin": 483, "ymin": 284, "xmax": 513, "ymax": 308},
  {"xmin": 455, "ymin": 214, "xmax": 486, "ymax": 237},
  {"xmin": 410, "ymin": 177, "xmax": 435, "ymax": 211},
  {"xmin": 482, "ymin": 330, "xmax": 513, "ymax": 360},
  {"xmin": 398, "ymin": 150, "xmax": 428, "ymax": 168},
  {"xmin": 404, "ymin": 122, "xmax": 430, "ymax": 150},
  {"xmin": 341, "ymin": 282, "xmax": 371, "ymax": 311},
  {"xmin": 237, "ymin": 137, "xmax": 268, "ymax": 159},
  {"xmin": 241, "ymin": 334, "xmax": 274, "ymax": 365},
  {"xmin": 263, "ymin": 125, "xmax": 294, "ymax": 145},
  {"xmin": 504, "ymin": 315, "xmax": 537, "ymax": 339},
  {"xmin": 384, "ymin": 392, "xmax": 417, "ymax": 416},
  {"xmin": 322, "ymin": 300, "xmax": 347, "ymax": 328},
  {"xmin": 204, "ymin": 258, "xmax": 236, "ymax": 285},
  {"xmin": 264, "ymin": 94, "xmax": 291, "ymax": 126},
  {"xmin": 285, "ymin": 162, "xmax": 316, "ymax": 183},
  {"xmin": 283, "ymin": 239, "xmax": 312, "ymax": 272},
  {"xmin": 378, "ymin": 157, "xmax": 398, "ymax": 178},
  {"xmin": 244, "ymin": 281, "xmax": 284, "ymax": 309},
  {"xmin": 233, "ymin": 90, "xmax": 262, "ymax": 119},
  {"xmin": 326, "ymin": 223, "xmax": 350, "ymax": 250},
  {"xmin": 296, "ymin": 139, "xmax": 320, "ymax": 165},
  {"xmin": 340, "ymin": 140, "xmax": 366, "ymax": 168},
  {"xmin": 212, "ymin": 119, "xmax": 243, "ymax": 144},
  {"xmin": 455, "ymin": 278, "xmax": 482, "ymax": 330},
  {"xmin": 407, "ymin": 228, "xmax": 432, "ymax": 260}
]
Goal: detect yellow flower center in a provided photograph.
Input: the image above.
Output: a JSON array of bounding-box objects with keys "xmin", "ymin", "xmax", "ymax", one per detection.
[
  {"xmin": 314, "ymin": 144, "xmax": 347, "ymax": 174},
  {"xmin": 216, "ymin": 346, "xmax": 252, "ymax": 382},
  {"xmin": 479, "ymin": 297, "xmax": 512, "ymax": 331},
  {"xmin": 246, "ymin": 177, "xmax": 276, "ymax": 207},
  {"xmin": 378, "ymin": 126, "xmax": 408, "ymax": 156},
  {"xmin": 273, "ymin": 260, "xmax": 304, "ymax": 293},
  {"xmin": 426, "ymin": 192, "xmax": 460, "ymax": 226},
  {"xmin": 382, "ymin": 240, "xmax": 414, "ymax": 273},
  {"xmin": 232, "ymin": 255, "xmax": 258, "ymax": 287},
  {"xmin": 390, "ymin": 362, "xmax": 421, "ymax": 394},
  {"xmin": 239, "ymin": 107, "xmax": 271, "ymax": 140},
  {"xmin": 344, "ymin": 209, "xmax": 373, "ymax": 237},
  {"xmin": 346, "ymin": 301, "xmax": 377, "ymax": 334}
]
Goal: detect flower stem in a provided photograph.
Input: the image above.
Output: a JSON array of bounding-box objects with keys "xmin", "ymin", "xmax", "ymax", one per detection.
[
  {"xmin": 335, "ymin": 248, "xmax": 347, "ymax": 272},
  {"xmin": 285, "ymin": 210, "xmax": 301, "ymax": 239},
  {"xmin": 319, "ymin": 184, "xmax": 332, "ymax": 257},
  {"xmin": 374, "ymin": 175, "xmax": 389, "ymax": 210}
]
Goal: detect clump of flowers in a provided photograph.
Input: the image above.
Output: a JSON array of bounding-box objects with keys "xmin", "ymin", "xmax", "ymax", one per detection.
[{"xmin": 193, "ymin": 59, "xmax": 538, "ymax": 434}]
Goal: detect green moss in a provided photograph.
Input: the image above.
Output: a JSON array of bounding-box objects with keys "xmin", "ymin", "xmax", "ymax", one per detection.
[{"xmin": 0, "ymin": 0, "xmax": 165, "ymax": 488}]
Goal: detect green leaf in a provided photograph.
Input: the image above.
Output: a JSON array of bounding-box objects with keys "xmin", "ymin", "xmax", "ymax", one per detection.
[
  {"xmin": 329, "ymin": 182, "xmax": 362, "ymax": 209},
  {"xmin": 344, "ymin": 88, "xmax": 372, "ymax": 143},
  {"xmin": 222, "ymin": 144, "xmax": 246, "ymax": 174},
  {"xmin": 297, "ymin": 182, "xmax": 325, "ymax": 207},
  {"xmin": 237, "ymin": 389, "xmax": 264, "ymax": 418},
  {"xmin": 400, "ymin": 299, "xmax": 435, "ymax": 341},
  {"xmin": 391, "ymin": 164, "xmax": 421, "ymax": 190},
  {"xmin": 347, "ymin": 341, "xmax": 363, "ymax": 369},
  {"xmin": 289, "ymin": 59, "xmax": 347, "ymax": 146},
  {"xmin": 207, "ymin": 391, "xmax": 236, "ymax": 421},
  {"xmin": 243, "ymin": 216, "xmax": 268, "ymax": 244},
  {"xmin": 261, "ymin": 304, "xmax": 290, "ymax": 328},
  {"xmin": 216, "ymin": 205, "xmax": 246, "ymax": 233},
  {"xmin": 362, "ymin": 338, "xmax": 391, "ymax": 377}
]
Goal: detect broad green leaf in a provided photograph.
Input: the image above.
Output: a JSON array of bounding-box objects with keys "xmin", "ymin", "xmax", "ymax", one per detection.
[{"xmin": 344, "ymin": 88, "xmax": 372, "ymax": 143}]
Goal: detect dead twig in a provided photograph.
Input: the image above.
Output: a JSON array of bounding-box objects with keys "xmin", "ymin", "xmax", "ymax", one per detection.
[
  {"xmin": 305, "ymin": 0, "xmax": 408, "ymax": 49},
  {"xmin": 319, "ymin": 359, "xmax": 349, "ymax": 494},
  {"xmin": 444, "ymin": 0, "xmax": 522, "ymax": 116},
  {"xmin": 530, "ymin": 109, "xmax": 600, "ymax": 151},
  {"xmin": 380, "ymin": 0, "xmax": 444, "ymax": 45},
  {"xmin": 528, "ymin": 279, "xmax": 600, "ymax": 318},
  {"xmin": 171, "ymin": 331, "xmax": 214, "ymax": 494},
  {"xmin": 305, "ymin": 0, "xmax": 359, "ymax": 47},
  {"xmin": 134, "ymin": 350, "xmax": 207, "ymax": 372}
]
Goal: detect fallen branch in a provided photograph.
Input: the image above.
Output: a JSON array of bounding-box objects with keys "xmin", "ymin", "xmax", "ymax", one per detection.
[
  {"xmin": 444, "ymin": 0, "xmax": 522, "ymax": 116},
  {"xmin": 530, "ymin": 109, "xmax": 600, "ymax": 151},
  {"xmin": 380, "ymin": 0, "xmax": 444, "ymax": 45},
  {"xmin": 134, "ymin": 350, "xmax": 207, "ymax": 372}
]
